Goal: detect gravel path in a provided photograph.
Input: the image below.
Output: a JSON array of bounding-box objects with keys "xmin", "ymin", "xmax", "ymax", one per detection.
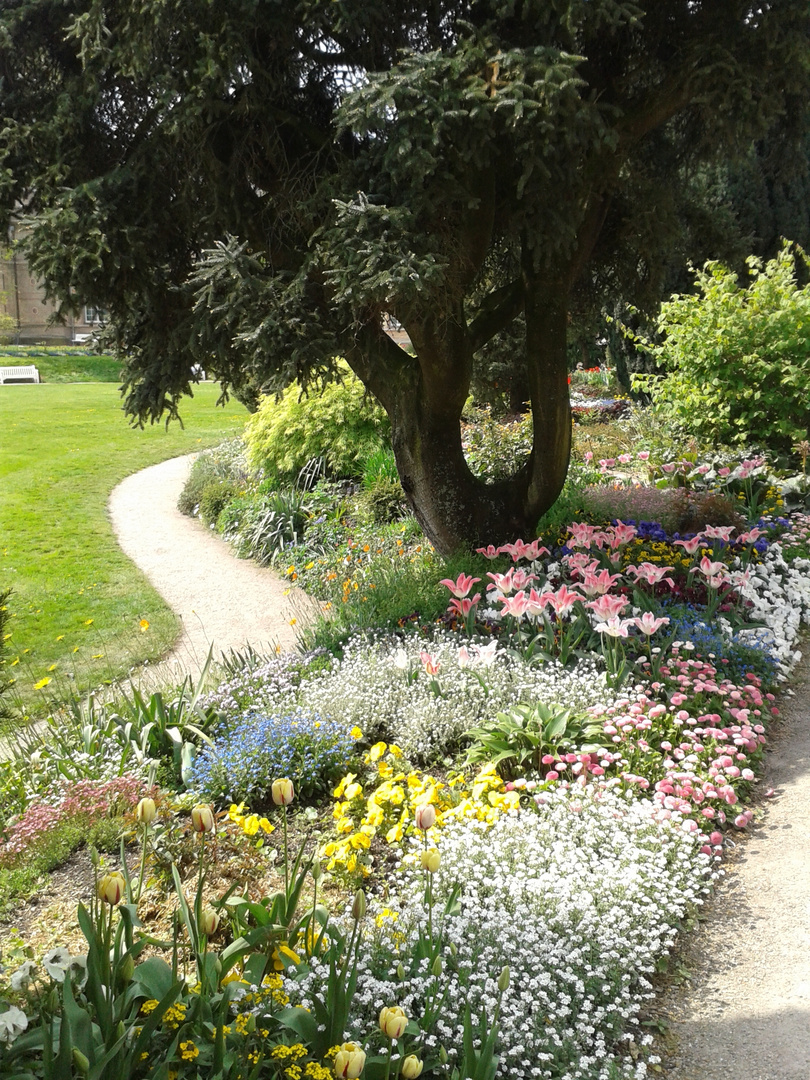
[
  {"xmin": 662, "ymin": 654, "xmax": 810, "ymax": 1079},
  {"xmin": 108, "ymin": 454, "xmax": 316, "ymax": 680}
]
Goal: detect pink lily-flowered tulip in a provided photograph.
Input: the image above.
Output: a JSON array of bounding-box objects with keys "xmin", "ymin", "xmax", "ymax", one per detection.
[
  {"xmin": 524, "ymin": 588, "xmax": 548, "ymax": 619},
  {"xmin": 475, "ymin": 544, "xmax": 502, "ymax": 559},
  {"xmin": 609, "ymin": 520, "xmax": 638, "ymax": 547},
  {"xmin": 500, "ymin": 591, "xmax": 530, "ymax": 618},
  {"xmin": 703, "ymin": 524, "xmax": 736, "ymax": 541},
  {"xmin": 448, "ymin": 594, "xmax": 481, "ymax": 618},
  {"xmin": 439, "ymin": 573, "xmax": 481, "ymax": 598},
  {"xmin": 633, "ymin": 612, "xmax": 670, "ymax": 636},
  {"xmin": 661, "ymin": 462, "xmax": 677, "ymax": 474},
  {"xmin": 637, "ymin": 451, "xmax": 650, "ymax": 461},
  {"xmin": 717, "ymin": 466, "xmax": 731, "ymax": 477},
  {"xmin": 419, "ymin": 651, "xmax": 440, "ymax": 676},
  {"xmin": 594, "ymin": 617, "xmax": 632, "ymax": 638},
  {"xmin": 586, "ymin": 594, "xmax": 629, "ymax": 621},
  {"xmin": 579, "ymin": 568, "xmax": 623, "ymax": 597},
  {"xmin": 540, "ymin": 584, "xmax": 581, "ymax": 618},
  {"xmin": 522, "ymin": 539, "xmax": 550, "ymax": 561},
  {"xmin": 486, "ymin": 568, "xmax": 519, "ymax": 595},
  {"xmin": 617, "ymin": 453, "xmax": 633, "ymax": 464},
  {"xmin": 737, "ymin": 527, "xmax": 764, "ymax": 545},
  {"xmin": 692, "ymin": 555, "xmax": 727, "ymax": 580},
  {"xmin": 625, "ymin": 562, "xmax": 675, "ymax": 588},
  {"xmin": 673, "ymin": 535, "xmax": 704, "ymax": 555},
  {"xmin": 567, "ymin": 522, "xmax": 601, "ymax": 547},
  {"xmin": 511, "ymin": 568, "xmax": 538, "ymax": 591}
]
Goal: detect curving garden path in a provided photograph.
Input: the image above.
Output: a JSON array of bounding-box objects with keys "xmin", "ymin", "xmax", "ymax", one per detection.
[
  {"xmin": 108, "ymin": 454, "xmax": 316, "ymax": 681},
  {"xmin": 108, "ymin": 454, "xmax": 810, "ymax": 1078}
]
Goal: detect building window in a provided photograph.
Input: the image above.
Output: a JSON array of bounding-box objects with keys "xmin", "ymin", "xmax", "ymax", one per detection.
[{"xmin": 84, "ymin": 305, "xmax": 107, "ymax": 325}]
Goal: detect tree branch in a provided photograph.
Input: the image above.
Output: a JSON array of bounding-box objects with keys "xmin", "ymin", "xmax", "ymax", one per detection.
[{"xmin": 468, "ymin": 278, "xmax": 525, "ymax": 352}]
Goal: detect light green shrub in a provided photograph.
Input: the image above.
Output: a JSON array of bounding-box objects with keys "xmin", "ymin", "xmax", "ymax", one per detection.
[
  {"xmin": 244, "ymin": 361, "xmax": 391, "ymax": 480},
  {"xmin": 632, "ymin": 243, "xmax": 810, "ymax": 450}
]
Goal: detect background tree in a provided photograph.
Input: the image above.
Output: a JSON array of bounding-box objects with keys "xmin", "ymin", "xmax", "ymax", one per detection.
[{"xmin": 1, "ymin": 0, "xmax": 807, "ymax": 552}]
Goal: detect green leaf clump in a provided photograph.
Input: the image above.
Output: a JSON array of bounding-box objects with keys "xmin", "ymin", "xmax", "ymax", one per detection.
[
  {"xmin": 244, "ymin": 362, "xmax": 391, "ymax": 482},
  {"xmin": 632, "ymin": 243, "xmax": 810, "ymax": 450}
]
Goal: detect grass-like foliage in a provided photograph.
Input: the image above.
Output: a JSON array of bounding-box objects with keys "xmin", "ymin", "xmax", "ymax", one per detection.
[
  {"xmin": 0, "ymin": 588, "xmax": 15, "ymax": 724},
  {"xmin": 632, "ymin": 242, "xmax": 810, "ymax": 451},
  {"xmin": 190, "ymin": 709, "xmax": 356, "ymax": 805},
  {"xmin": 244, "ymin": 361, "xmax": 390, "ymax": 481}
]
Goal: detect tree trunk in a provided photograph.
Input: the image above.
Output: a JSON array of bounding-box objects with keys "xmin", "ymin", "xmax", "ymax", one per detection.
[{"xmin": 347, "ymin": 281, "xmax": 572, "ymax": 556}]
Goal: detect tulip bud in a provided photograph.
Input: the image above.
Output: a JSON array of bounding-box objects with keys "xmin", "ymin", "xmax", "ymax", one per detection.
[
  {"xmin": 311, "ymin": 857, "xmax": 323, "ymax": 882},
  {"xmin": 135, "ymin": 797, "xmax": 157, "ymax": 825},
  {"xmin": 191, "ymin": 804, "xmax": 216, "ymax": 834},
  {"xmin": 271, "ymin": 777, "xmax": 295, "ymax": 806},
  {"xmin": 72, "ymin": 1048, "xmax": 90, "ymax": 1074},
  {"xmin": 498, "ymin": 965, "xmax": 510, "ymax": 992},
  {"xmin": 199, "ymin": 907, "xmax": 220, "ymax": 936},
  {"xmin": 333, "ymin": 1042, "xmax": 366, "ymax": 1078},
  {"xmin": 97, "ymin": 871, "xmax": 125, "ymax": 905},
  {"xmin": 351, "ymin": 889, "xmax": 366, "ymax": 921},
  {"xmin": 420, "ymin": 848, "xmax": 441, "ymax": 874},
  {"xmin": 117, "ymin": 953, "xmax": 135, "ymax": 984},
  {"xmin": 379, "ymin": 1005, "xmax": 408, "ymax": 1040},
  {"xmin": 396, "ymin": 962, "xmax": 406, "ymax": 981},
  {"xmin": 401, "ymin": 1056, "xmax": 424, "ymax": 1079},
  {"xmin": 413, "ymin": 803, "xmax": 436, "ymax": 831},
  {"xmin": 449, "ymin": 942, "xmax": 457, "ymax": 958},
  {"xmin": 439, "ymin": 1046, "xmax": 448, "ymax": 1064},
  {"xmin": 431, "ymin": 954, "xmax": 442, "ymax": 977}
]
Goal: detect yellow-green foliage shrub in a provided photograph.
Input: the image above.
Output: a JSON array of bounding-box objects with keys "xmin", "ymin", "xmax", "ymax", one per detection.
[{"xmin": 244, "ymin": 362, "xmax": 391, "ymax": 480}]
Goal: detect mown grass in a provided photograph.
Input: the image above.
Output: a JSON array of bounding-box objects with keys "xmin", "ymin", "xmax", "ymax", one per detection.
[
  {"xmin": 0, "ymin": 382, "xmax": 247, "ymax": 712},
  {"xmin": 0, "ymin": 345, "xmax": 123, "ymax": 383}
]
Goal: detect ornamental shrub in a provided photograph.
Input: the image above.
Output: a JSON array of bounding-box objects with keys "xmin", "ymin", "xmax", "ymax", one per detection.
[
  {"xmin": 244, "ymin": 361, "xmax": 391, "ymax": 481},
  {"xmin": 190, "ymin": 709, "xmax": 355, "ymax": 806},
  {"xmin": 632, "ymin": 243, "xmax": 810, "ymax": 450}
]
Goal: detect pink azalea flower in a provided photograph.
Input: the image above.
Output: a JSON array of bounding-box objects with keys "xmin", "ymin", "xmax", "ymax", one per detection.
[{"xmin": 439, "ymin": 572, "xmax": 481, "ymax": 598}]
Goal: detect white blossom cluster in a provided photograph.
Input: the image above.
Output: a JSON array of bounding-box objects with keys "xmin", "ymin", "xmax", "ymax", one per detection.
[
  {"xmin": 286, "ymin": 788, "xmax": 712, "ymax": 1079},
  {"xmin": 297, "ymin": 633, "xmax": 617, "ymax": 761},
  {"xmin": 732, "ymin": 538, "xmax": 810, "ymax": 675},
  {"xmin": 201, "ymin": 631, "xmax": 617, "ymax": 762}
]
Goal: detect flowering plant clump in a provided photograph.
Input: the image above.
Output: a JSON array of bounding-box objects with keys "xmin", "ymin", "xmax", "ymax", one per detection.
[
  {"xmin": 286, "ymin": 787, "xmax": 712, "ymax": 1080},
  {"xmin": 203, "ymin": 630, "xmax": 617, "ymax": 762},
  {"xmin": 323, "ymin": 741, "xmax": 520, "ymax": 879},
  {"xmin": 0, "ymin": 776, "xmax": 149, "ymax": 865},
  {"xmin": 190, "ymin": 709, "xmax": 356, "ymax": 805}
]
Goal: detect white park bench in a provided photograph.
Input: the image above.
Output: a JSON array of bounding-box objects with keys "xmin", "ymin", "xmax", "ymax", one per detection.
[{"xmin": 0, "ymin": 365, "xmax": 40, "ymax": 384}]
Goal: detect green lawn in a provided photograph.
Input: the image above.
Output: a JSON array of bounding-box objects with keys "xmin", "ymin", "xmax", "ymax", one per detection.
[
  {"xmin": 0, "ymin": 345, "xmax": 123, "ymax": 382},
  {"xmin": 0, "ymin": 382, "xmax": 247, "ymax": 712}
]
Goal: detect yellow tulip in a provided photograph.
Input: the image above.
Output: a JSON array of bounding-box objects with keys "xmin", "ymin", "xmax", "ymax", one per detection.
[
  {"xmin": 98, "ymin": 871, "xmax": 126, "ymax": 905},
  {"xmin": 379, "ymin": 1005, "xmax": 408, "ymax": 1039},
  {"xmin": 333, "ymin": 1042, "xmax": 366, "ymax": 1078},
  {"xmin": 191, "ymin": 804, "xmax": 216, "ymax": 834},
  {"xmin": 271, "ymin": 778, "xmax": 295, "ymax": 806}
]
